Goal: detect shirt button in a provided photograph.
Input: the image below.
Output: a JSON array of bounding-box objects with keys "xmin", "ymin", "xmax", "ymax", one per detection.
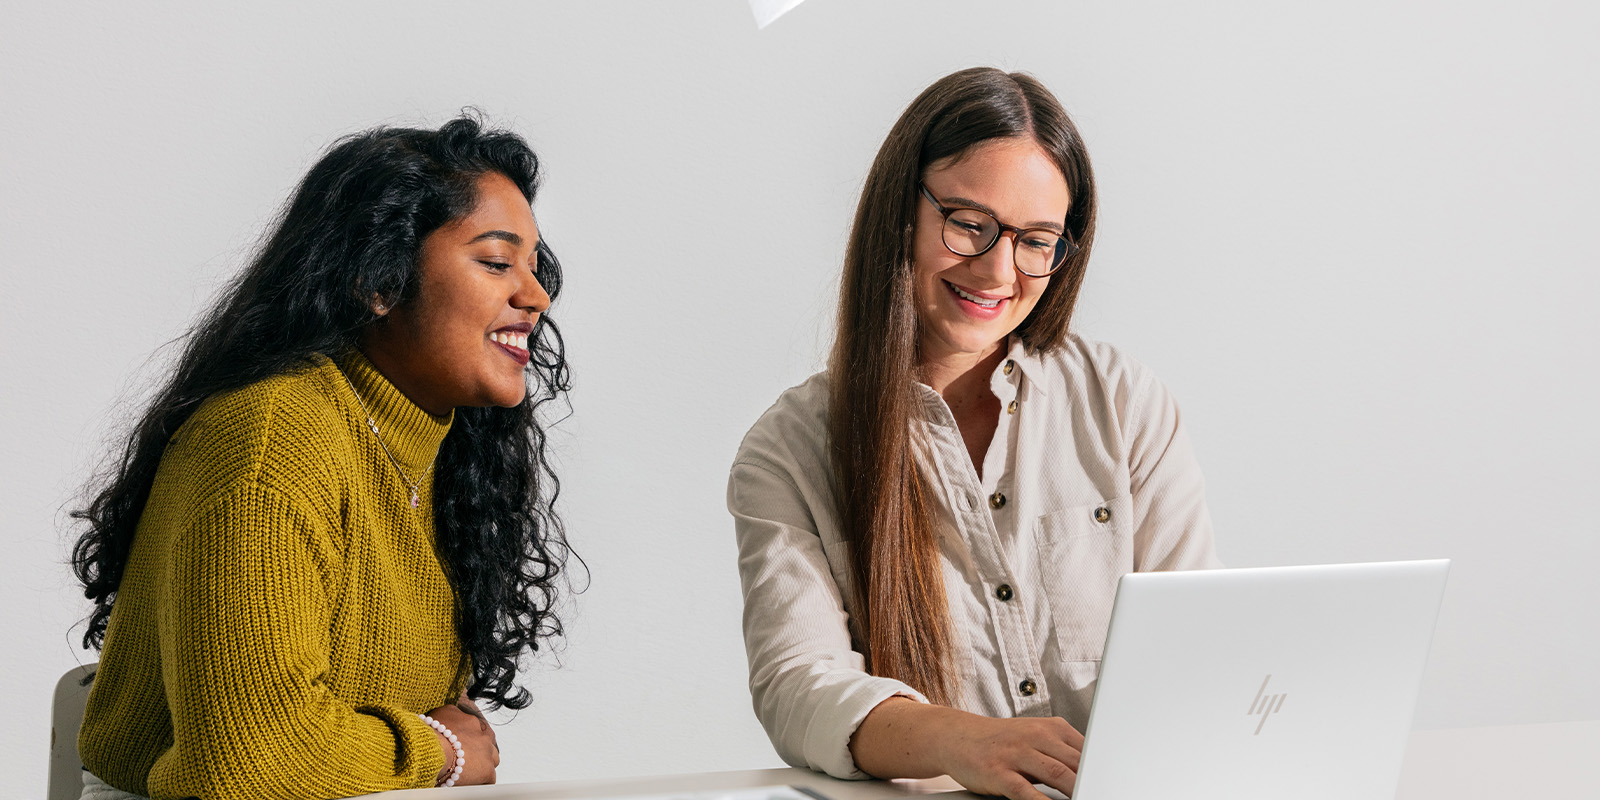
[
  {"xmin": 1094, "ymin": 506, "xmax": 1111, "ymax": 523},
  {"xmin": 989, "ymin": 492, "xmax": 1007, "ymax": 510},
  {"xmin": 1003, "ymin": 360, "xmax": 1016, "ymax": 376},
  {"xmin": 1018, "ymin": 679, "xmax": 1038, "ymax": 696},
  {"xmin": 1007, "ymin": 399, "xmax": 1018, "ymax": 415},
  {"xmin": 995, "ymin": 584, "xmax": 1014, "ymax": 601}
]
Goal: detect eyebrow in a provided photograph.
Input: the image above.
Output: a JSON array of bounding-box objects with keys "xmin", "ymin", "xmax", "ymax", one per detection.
[
  {"xmin": 941, "ymin": 195, "xmax": 1066, "ymax": 234},
  {"xmin": 467, "ymin": 229, "xmax": 525, "ymax": 247}
]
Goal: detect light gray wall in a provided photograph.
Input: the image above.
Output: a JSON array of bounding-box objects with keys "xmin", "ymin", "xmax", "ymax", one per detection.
[{"xmin": 3, "ymin": 1, "xmax": 1596, "ymax": 797}]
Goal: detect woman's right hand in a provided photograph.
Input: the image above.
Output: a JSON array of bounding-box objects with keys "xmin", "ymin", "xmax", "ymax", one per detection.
[
  {"xmin": 426, "ymin": 698, "xmax": 500, "ymax": 785},
  {"xmin": 936, "ymin": 711, "xmax": 1084, "ymax": 800},
  {"xmin": 850, "ymin": 697, "xmax": 1083, "ymax": 800}
]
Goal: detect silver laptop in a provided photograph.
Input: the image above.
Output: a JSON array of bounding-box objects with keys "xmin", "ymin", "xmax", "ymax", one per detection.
[{"xmin": 1071, "ymin": 560, "xmax": 1450, "ymax": 800}]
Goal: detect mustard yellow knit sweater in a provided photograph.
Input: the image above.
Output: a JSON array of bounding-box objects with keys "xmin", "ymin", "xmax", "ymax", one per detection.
[{"xmin": 79, "ymin": 352, "xmax": 462, "ymax": 799}]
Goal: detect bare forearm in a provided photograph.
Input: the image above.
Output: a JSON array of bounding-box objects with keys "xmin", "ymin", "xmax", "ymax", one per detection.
[
  {"xmin": 849, "ymin": 696, "xmax": 1086, "ymax": 800},
  {"xmin": 849, "ymin": 697, "xmax": 966, "ymax": 779}
]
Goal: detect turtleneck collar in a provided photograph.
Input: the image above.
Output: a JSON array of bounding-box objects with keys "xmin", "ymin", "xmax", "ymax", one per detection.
[{"xmin": 329, "ymin": 350, "xmax": 454, "ymax": 476}]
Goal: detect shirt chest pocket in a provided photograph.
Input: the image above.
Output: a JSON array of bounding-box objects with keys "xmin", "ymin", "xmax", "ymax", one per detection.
[{"xmin": 1033, "ymin": 495, "xmax": 1133, "ymax": 662}]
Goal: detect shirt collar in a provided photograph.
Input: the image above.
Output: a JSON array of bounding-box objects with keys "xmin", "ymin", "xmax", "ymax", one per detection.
[
  {"xmin": 990, "ymin": 335, "xmax": 1049, "ymax": 399},
  {"xmin": 915, "ymin": 336, "xmax": 1048, "ymax": 426}
]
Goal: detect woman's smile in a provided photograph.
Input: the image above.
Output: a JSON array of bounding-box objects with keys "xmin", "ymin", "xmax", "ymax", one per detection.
[
  {"xmin": 943, "ymin": 279, "xmax": 1011, "ymax": 318},
  {"xmin": 490, "ymin": 322, "xmax": 533, "ymax": 366}
]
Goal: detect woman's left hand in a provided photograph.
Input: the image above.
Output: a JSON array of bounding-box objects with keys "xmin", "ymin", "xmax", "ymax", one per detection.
[{"xmin": 426, "ymin": 694, "xmax": 500, "ymax": 785}]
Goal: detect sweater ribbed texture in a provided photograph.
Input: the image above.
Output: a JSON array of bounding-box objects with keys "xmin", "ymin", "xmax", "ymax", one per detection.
[{"xmin": 79, "ymin": 352, "xmax": 462, "ymax": 799}]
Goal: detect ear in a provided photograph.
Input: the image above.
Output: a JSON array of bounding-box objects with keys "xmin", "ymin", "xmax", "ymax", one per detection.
[{"xmin": 369, "ymin": 293, "xmax": 393, "ymax": 316}]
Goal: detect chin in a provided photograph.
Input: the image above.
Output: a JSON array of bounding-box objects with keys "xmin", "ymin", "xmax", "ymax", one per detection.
[
  {"xmin": 468, "ymin": 380, "xmax": 528, "ymax": 410},
  {"xmin": 936, "ymin": 328, "xmax": 1009, "ymax": 357},
  {"xmin": 491, "ymin": 390, "xmax": 529, "ymax": 409}
]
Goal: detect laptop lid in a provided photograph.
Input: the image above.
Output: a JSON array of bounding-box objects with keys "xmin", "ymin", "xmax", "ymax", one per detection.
[{"xmin": 1072, "ymin": 560, "xmax": 1449, "ymax": 800}]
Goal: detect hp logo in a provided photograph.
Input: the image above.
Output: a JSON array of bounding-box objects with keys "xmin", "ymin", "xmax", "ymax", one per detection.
[{"xmin": 1247, "ymin": 675, "xmax": 1287, "ymax": 735}]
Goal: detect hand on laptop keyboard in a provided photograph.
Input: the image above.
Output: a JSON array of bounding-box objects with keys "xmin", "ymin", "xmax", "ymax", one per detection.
[{"xmin": 851, "ymin": 698, "xmax": 1083, "ymax": 800}]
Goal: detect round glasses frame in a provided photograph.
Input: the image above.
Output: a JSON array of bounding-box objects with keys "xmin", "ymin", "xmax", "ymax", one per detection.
[{"xmin": 918, "ymin": 183, "xmax": 1078, "ymax": 278}]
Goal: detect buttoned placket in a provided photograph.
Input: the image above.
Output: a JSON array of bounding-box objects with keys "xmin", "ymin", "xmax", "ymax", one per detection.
[{"xmin": 918, "ymin": 350, "xmax": 1052, "ymax": 716}]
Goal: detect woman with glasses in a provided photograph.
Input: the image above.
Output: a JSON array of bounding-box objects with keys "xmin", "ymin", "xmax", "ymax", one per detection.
[
  {"xmin": 729, "ymin": 68, "xmax": 1219, "ymax": 800},
  {"xmin": 71, "ymin": 116, "xmax": 572, "ymax": 799}
]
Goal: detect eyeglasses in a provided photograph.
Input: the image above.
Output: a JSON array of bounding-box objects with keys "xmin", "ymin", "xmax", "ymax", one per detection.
[{"xmin": 919, "ymin": 183, "xmax": 1078, "ymax": 278}]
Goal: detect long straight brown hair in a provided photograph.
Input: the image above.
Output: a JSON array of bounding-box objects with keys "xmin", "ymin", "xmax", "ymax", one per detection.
[{"xmin": 828, "ymin": 68, "xmax": 1098, "ymax": 705}]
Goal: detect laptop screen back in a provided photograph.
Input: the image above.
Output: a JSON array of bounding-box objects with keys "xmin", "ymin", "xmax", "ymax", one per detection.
[{"xmin": 1072, "ymin": 560, "xmax": 1449, "ymax": 800}]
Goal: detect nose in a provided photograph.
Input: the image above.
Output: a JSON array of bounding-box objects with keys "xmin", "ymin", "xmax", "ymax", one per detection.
[
  {"xmin": 515, "ymin": 267, "xmax": 551, "ymax": 315},
  {"xmin": 970, "ymin": 230, "xmax": 1020, "ymax": 283}
]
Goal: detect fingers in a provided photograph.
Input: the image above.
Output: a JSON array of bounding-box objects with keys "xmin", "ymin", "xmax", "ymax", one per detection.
[
  {"xmin": 982, "ymin": 762, "xmax": 1075, "ymax": 800},
  {"xmin": 994, "ymin": 775, "xmax": 1056, "ymax": 800},
  {"xmin": 1017, "ymin": 748, "xmax": 1078, "ymax": 797},
  {"xmin": 951, "ymin": 748, "xmax": 1076, "ymax": 800},
  {"xmin": 1039, "ymin": 716, "xmax": 1084, "ymax": 750},
  {"xmin": 1060, "ymin": 721, "xmax": 1085, "ymax": 751},
  {"xmin": 427, "ymin": 701, "xmax": 500, "ymax": 783},
  {"xmin": 1033, "ymin": 731, "xmax": 1081, "ymax": 774},
  {"xmin": 1003, "ymin": 717, "xmax": 1081, "ymax": 773},
  {"xmin": 1026, "ymin": 718, "xmax": 1081, "ymax": 797},
  {"xmin": 950, "ymin": 716, "xmax": 1081, "ymax": 800}
]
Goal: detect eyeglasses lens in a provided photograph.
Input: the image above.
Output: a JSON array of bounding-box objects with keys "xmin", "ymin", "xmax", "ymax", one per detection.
[{"xmin": 941, "ymin": 210, "xmax": 1069, "ymax": 277}]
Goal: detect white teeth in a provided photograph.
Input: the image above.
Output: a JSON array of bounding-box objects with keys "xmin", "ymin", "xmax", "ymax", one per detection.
[
  {"xmin": 951, "ymin": 284, "xmax": 1002, "ymax": 308},
  {"xmin": 492, "ymin": 331, "xmax": 529, "ymax": 350}
]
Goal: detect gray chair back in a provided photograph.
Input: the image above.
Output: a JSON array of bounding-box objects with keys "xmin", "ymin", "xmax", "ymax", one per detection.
[{"xmin": 49, "ymin": 664, "xmax": 96, "ymax": 800}]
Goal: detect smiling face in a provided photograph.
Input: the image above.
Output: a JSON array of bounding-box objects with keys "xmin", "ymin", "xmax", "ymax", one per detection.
[
  {"xmin": 912, "ymin": 137, "xmax": 1071, "ymax": 369},
  {"xmin": 362, "ymin": 171, "xmax": 550, "ymax": 415}
]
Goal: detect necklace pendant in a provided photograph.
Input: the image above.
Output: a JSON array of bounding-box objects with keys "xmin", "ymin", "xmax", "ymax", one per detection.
[{"xmin": 342, "ymin": 372, "xmax": 429, "ymax": 513}]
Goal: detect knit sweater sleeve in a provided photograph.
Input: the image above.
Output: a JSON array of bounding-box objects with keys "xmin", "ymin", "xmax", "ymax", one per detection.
[{"xmin": 146, "ymin": 480, "xmax": 445, "ymax": 799}]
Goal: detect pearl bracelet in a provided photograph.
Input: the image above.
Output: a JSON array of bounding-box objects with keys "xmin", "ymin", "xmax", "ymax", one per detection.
[{"xmin": 419, "ymin": 713, "xmax": 465, "ymax": 787}]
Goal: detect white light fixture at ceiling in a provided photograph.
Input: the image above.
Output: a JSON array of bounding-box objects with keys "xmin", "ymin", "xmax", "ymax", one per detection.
[{"xmin": 748, "ymin": 0, "xmax": 808, "ymax": 29}]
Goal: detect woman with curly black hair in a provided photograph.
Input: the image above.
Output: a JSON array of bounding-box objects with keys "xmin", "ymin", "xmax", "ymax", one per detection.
[{"xmin": 70, "ymin": 115, "xmax": 574, "ymax": 799}]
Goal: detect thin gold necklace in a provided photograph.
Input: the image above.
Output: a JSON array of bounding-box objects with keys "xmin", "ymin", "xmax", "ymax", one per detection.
[{"xmin": 338, "ymin": 368, "xmax": 435, "ymax": 510}]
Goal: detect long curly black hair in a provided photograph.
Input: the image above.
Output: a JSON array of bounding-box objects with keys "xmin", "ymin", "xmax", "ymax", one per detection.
[{"xmin": 70, "ymin": 114, "xmax": 574, "ymax": 710}]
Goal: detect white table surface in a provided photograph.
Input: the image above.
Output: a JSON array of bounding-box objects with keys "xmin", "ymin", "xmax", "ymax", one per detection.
[
  {"xmin": 363, "ymin": 719, "xmax": 1600, "ymax": 800},
  {"xmin": 369, "ymin": 767, "xmax": 967, "ymax": 800}
]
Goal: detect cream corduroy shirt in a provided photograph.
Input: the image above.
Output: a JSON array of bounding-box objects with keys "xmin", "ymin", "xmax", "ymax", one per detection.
[{"xmin": 728, "ymin": 334, "xmax": 1221, "ymax": 780}]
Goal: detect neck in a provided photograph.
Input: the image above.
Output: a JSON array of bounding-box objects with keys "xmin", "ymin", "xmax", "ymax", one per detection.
[
  {"xmin": 919, "ymin": 343, "xmax": 1006, "ymax": 411},
  {"xmin": 360, "ymin": 333, "xmax": 450, "ymax": 417},
  {"xmin": 332, "ymin": 350, "xmax": 455, "ymax": 480}
]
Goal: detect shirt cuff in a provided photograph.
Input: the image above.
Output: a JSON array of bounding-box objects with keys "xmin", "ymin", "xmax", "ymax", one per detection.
[
  {"xmin": 363, "ymin": 705, "xmax": 448, "ymax": 788},
  {"xmin": 807, "ymin": 677, "xmax": 930, "ymax": 780}
]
